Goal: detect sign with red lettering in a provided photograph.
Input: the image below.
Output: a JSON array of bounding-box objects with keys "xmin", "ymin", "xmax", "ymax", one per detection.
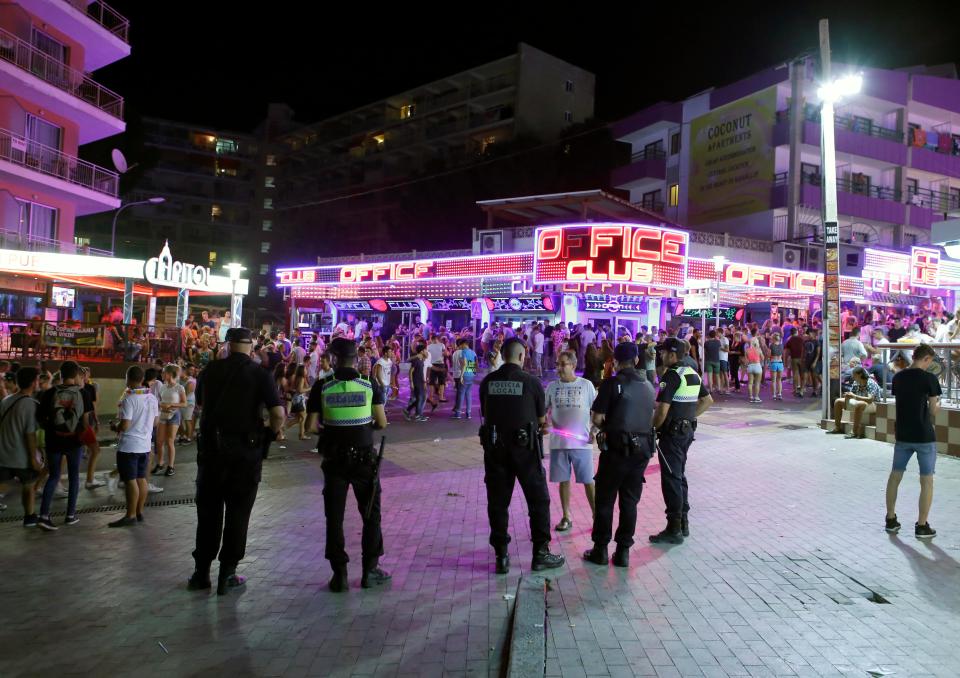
[
  {"xmin": 277, "ymin": 269, "xmax": 317, "ymax": 285},
  {"xmin": 720, "ymin": 263, "xmax": 822, "ymax": 293},
  {"xmin": 533, "ymin": 223, "xmax": 688, "ymax": 286},
  {"xmin": 911, "ymin": 246, "xmax": 941, "ymax": 287}
]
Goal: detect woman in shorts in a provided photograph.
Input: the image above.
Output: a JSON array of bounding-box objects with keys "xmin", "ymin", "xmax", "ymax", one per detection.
[
  {"xmin": 178, "ymin": 365, "xmax": 197, "ymax": 444},
  {"xmin": 152, "ymin": 364, "xmax": 186, "ymax": 477},
  {"xmin": 767, "ymin": 333, "xmax": 785, "ymax": 401},
  {"xmin": 745, "ymin": 338, "xmax": 764, "ymax": 403}
]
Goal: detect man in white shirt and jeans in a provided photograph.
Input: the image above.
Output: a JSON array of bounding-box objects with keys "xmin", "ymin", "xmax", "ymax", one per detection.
[
  {"xmin": 544, "ymin": 350, "xmax": 597, "ymax": 531},
  {"xmin": 531, "ymin": 324, "xmax": 545, "ymax": 377},
  {"xmin": 109, "ymin": 365, "xmax": 159, "ymax": 527}
]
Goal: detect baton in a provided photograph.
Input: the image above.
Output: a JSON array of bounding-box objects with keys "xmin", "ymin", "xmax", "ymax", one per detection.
[
  {"xmin": 364, "ymin": 436, "xmax": 386, "ymax": 520},
  {"xmin": 654, "ymin": 436, "xmax": 674, "ymax": 476}
]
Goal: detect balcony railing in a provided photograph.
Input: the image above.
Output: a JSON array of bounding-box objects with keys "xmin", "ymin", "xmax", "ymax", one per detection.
[
  {"xmin": 0, "ymin": 26, "xmax": 123, "ymax": 118},
  {"xmin": 776, "ymin": 108, "xmax": 903, "ymax": 142},
  {"xmin": 908, "ymin": 187, "xmax": 960, "ymax": 212},
  {"xmin": 0, "ymin": 228, "xmax": 112, "ymax": 255},
  {"xmin": 631, "ymin": 146, "xmax": 666, "ymax": 162},
  {"xmin": 774, "ymin": 172, "xmax": 901, "ymax": 202},
  {"xmin": 0, "ymin": 128, "xmax": 118, "ymax": 197},
  {"xmin": 639, "ymin": 200, "xmax": 665, "ymax": 213},
  {"xmin": 76, "ymin": 0, "xmax": 130, "ymax": 43}
]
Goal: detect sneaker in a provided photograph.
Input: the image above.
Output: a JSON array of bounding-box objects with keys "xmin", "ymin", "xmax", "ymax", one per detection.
[
  {"xmin": 0, "ymin": 502, "xmax": 6, "ymax": 511},
  {"xmin": 885, "ymin": 514, "xmax": 901, "ymax": 533},
  {"xmin": 85, "ymin": 479, "xmax": 106, "ymax": 490},
  {"xmin": 23, "ymin": 513, "xmax": 38, "ymax": 528},
  {"xmin": 64, "ymin": 515, "xmax": 80, "ymax": 526},
  {"xmin": 402, "ymin": 410, "xmax": 412, "ymax": 422},
  {"xmin": 452, "ymin": 413, "xmax": 462, "ymax": 419},
  {"xmin": 37, "ymin": 516, "xmax": 58, "ymax": 531},
  {"xmin": 164, "ymin": 467, "xmax": 175, "ymax": 477},
  {"xmin": 147, "ymin": 483, "xmax": 164, "ymax": 494},
  {"xmin": 108, "ymin": 516, "xmax": 137, "ymax": 528},
  {"xmin": 415, "ymin": 415, "xmax": 429, "ymax": 422},
  {"xmin": 915, "ymin": 523, "xmax": 937, "ymax": 539},
  {"xmin": 151, "ymin": 464, "xmax": 164, "ymax": 475},
  {"xmin": 54, "ymin": 486, "xmax": 69, "ymax": 499}
]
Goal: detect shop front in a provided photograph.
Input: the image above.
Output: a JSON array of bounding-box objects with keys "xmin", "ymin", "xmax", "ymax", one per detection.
[{"xmin": 0, "ymin": 241, "xmax": 249, "ymax": 362}]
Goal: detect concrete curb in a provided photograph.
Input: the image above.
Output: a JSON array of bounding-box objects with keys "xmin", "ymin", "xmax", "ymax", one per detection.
[{"xmin": 506, "ymin": 575, "xmax": 548, "ymax": 678}]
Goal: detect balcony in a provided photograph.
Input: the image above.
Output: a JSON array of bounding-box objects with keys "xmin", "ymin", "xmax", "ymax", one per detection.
[
  {"xmin": 774, "ymin": 109, "xmax": 906, "ymax": 165},
  {"xmin": 0, "ymin": 227, "xmax": 112, "ymax": 255},
  {"xmin": 907, "ymin": 188, "xmax": 960, "ymax": 228},
  {"xmin": 0, "ymin": 26, "xmax": 125, "ymax": 143},
  {"xmin": 911, "ymin": 145, "xmax": 960, "ymax": 180},
  {"xmin": 773, "ymin": 172, "xmax": 906, "ymax": 224},
  {"xmin": 18, "ymin": 0, "xmax": 130, "ymax": 71},
  {"xmin": 611, "ymin": 147, "xmax": 667, "ymax": 191},
  {"xmin": 0, "ymin": 127, "xmax": 120, "ymax": 214}
]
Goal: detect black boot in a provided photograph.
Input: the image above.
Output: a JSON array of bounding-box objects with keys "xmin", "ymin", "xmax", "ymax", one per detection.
[
  {"xmin": 681, "ymin": 514, "xmax": 690, "ymax": 538},
  {"xmin": 531, "ymin": 546, "xmax": 565, "ymax": 571},
  {"xmin": 361, "ymin": 558, "xmax": 392, "ymax": 588},
  {"xmin": 328, "ymin": 564, "xmax": 348, "ymax": 593},
  {"xmin": 187, "ymin": 563, "xmax": 211, "ymax": 591},
  {"xmin": 495, "ymin": 553, "xmax": 510, "ymax": 574},
  {"xmin": 216, "ymin": 567, "xmax": 247, "ymax": 596},
  {"xmin": 649, "ymin": 519, "xmax": 684, "ymax": 545},
  {"xmin": 582, "ymin": 543, "xmax": 608, "ymax": 565},
  {"xmin": 612, "ymin": 546, "xmax": 629, "ymax": 568}
]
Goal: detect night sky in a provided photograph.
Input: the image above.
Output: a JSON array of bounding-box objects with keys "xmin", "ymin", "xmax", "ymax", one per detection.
[{"xmin": 101, "ymin": 3, "xmax": 960, "ymax": 134}]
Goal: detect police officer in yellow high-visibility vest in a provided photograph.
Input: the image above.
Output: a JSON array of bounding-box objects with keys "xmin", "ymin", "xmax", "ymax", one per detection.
[
  {"xmin": 306, "ymin": 338, "xmax": 389, "ymax": 592},
  {"xmin": 650, "ymin": 337, "xmax": 713, "ymax": 545}
]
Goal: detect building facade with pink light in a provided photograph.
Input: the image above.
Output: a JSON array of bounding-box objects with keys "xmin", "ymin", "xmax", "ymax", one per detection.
[
  {"xmin": 611, "ymin": 61, "xmax": 960, "ymax": 276},
  {"xmin": 0, "ymin": 0, "xmax": 127, "ymax": 317}
]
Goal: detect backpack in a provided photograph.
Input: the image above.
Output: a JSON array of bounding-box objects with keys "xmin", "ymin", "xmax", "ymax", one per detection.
[{"xmin": 41, "ymin": 384, "xmax": 86, "ymax": 440}]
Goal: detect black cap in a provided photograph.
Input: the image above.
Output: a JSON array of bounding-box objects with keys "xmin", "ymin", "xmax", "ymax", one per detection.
[
  {"xmin": 225, "ymin": 327, "xmax": 253, "ymax": 344},
  {"xmin": 613, "ymin": 342, "xmax": 638, "ymax": 362},
  {"xmin": 329, "ymin": 337, "xmax": 358, "ymax": 359},
  {"xmin": 661, "ymin": 337, "xmax": 684, "ymax": 354}
]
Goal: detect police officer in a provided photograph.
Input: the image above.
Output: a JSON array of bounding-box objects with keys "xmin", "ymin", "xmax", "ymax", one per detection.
[
  {"xmin": 188, "ymin": 327, "xmax": 284, "ymax": 595},
  {"xmin": 583, "ymin": 341, "xmax": 657, "ymax": 567},
  {"xmin": 479, "ymin": 337, "xmax": 564, "ymax": 574},
  {"xmin": 650, "ymin": 337, "xmax": 713, "ymax": 544},
  {"xmin": 305, "ymin": 337, "xmax": 390, "ymax": 592}
]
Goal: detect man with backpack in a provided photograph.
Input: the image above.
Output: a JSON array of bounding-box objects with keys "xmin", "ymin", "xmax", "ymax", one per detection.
[
  {"xmin": 0, "ymin": 367, "xmax": 44, "ymax": 527},
  {"xmin": 36, "ymin": 361, "xmax": 87, "ymax": 531},
  {"xmin": 451, "ymin": 338, "xmax": 477, "ymax": 419}
]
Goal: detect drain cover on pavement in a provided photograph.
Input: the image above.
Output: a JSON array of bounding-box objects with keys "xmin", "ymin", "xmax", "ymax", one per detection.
[{"xmin": 780, "ymin": 424, "xmax": 809, "ymax": 430}]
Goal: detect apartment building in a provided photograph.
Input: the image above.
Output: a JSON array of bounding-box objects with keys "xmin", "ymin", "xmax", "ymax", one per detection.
[{"xmin": 612, "ymin": 61, "xmax": 960, "ymax": 272}]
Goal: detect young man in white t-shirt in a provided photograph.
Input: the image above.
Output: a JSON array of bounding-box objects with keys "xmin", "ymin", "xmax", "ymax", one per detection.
[
  {"xmin": 373, "ymin": 345, "xmax": 395, "ymax": 402},
  {"xmin": 544, "ymin": 350, "xmax": 597, "ymax": 531},
  {"xmin": 718, "ymin": 331, "xmax": 730, "ymax": 395},
  {"xmin": 108, "ymin": 365, "xmax": 159, "ymax": 527}
]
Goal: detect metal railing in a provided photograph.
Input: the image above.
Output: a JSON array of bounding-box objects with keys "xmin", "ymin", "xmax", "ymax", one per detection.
[
  {"xmin": 0, "ymin": 128, "xmax": 119, "ymax": 197},
  {"xmin": 776, "ymin": 107, "xmax": 903, "ymax": 142},
  {"xmin": 630, "ymin": 146, "xmax": 667, "ymax": 162},
  {"xmin": 0, "ymin": 26, "xmax": 124, "ymax": 118},
  {"xmin": 876, "ymin": 342, "xmax": 960, "ymax": 406},
  {"xmin": 0, "ymin": 228, "xmax": 112, "ymax": 255},
  {"xmin": 77, "ymin": 0, "xmax": 130, "ymax": 43},
  {"xmin": 0, "ymin": 321, "xmax": 185, "ymax": 364},
  {"xmin": 773, "ymin": 172, "xmax": 901, "ymax": 202},
  {"xmin": 908, "ymin": 187, "xmax": 960, "ymax": 212}
]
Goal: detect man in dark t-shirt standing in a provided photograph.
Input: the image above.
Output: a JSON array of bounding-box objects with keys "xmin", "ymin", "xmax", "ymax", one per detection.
[{"xmin": 886, "ymin": 343, "xmax": 941, "ymax": 539}]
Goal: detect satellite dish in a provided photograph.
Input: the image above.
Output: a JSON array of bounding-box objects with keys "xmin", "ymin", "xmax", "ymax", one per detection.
[{"xmin": 111, "ymin": 148, "xmax": 129, "ymax": 173}]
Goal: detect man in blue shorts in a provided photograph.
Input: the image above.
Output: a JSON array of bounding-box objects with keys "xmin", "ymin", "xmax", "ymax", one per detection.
[
  {"xmin": 544, "ymin": 350, "xmax": 596, "ymax": 531},
  {"xmin": 886, "ymin": 343, "xmax": 940, "ymax": 539}
]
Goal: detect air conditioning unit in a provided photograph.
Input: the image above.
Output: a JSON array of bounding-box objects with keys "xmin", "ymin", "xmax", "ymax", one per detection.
[
  {"xmin": 840, "ymin": 245, "xmax": 863, "ymax": 275},
  {"xmin": 774, "ymin": 242, "xmax": 804, "ymax": 270},
  {"xmin": 477, "ymin": 230, "xmax": 504, "ymax": 254},
  {"xmin": 805, "ymin": 245, "xmax": 823, "ymax": 271}
]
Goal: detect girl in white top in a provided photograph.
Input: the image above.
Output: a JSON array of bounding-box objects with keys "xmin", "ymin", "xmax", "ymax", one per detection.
[
  {"xmin": 153, "ymin": 364, "xmax": 186, "ymax": 477},
  {"xmin": 178, "ymin": 365, "xmax": 198, "ymax": 444}
]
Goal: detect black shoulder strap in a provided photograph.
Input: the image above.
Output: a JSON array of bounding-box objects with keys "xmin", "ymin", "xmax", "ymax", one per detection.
[{"xmin": 0, "ymin": 395, "xmax": 29, "ymax": 429}]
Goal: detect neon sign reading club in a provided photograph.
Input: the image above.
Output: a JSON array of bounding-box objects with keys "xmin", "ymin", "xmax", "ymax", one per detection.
[{"xmin": 533, "ymin": 223, "xmax": 688, "ymax": 287}]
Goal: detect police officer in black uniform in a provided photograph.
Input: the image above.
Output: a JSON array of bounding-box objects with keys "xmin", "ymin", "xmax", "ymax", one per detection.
[
  {"xmin": 479, "ymin": 337, "xmax": 564, "ymax": 574},
  {"xmin": 188, "ymin": 327, "xmax": 284, "ymax": 595},
  {"xmin": 583, "ymin": 342, "xmax": 656, "ymax": 567},
  {"xmin": 650, "ymin": 337, "xmax": 713, "ymax": 544},
  {"xmin": 305, "ymin": 337, "xmax": 390, "ymax": 592}
]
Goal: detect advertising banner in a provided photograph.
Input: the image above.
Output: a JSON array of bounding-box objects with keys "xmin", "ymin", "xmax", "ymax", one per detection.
[
  {"xmin": 42, "ymin": 324, "xmax": 104, "ymax": 348},
  {"xmin": 687, "ymin": 86, "xmax": 777, "ymax": 226}
]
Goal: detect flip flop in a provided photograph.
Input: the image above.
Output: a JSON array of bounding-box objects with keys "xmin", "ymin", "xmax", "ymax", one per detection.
[{"xmin": 554, "ymin": 517, "xmax": 573, "ymax": 532}]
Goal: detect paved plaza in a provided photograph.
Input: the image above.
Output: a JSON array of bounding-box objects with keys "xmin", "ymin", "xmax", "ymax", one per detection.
[{"xmin": 1, "ymin": 389, "xmax": 959, "ymax": 677}]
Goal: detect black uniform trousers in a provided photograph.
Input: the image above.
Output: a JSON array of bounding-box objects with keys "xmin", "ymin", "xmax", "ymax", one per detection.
[
  {"xmin": 592, "ymin": 444, "xmax": 651, "ymax": 548},
  {"xmin": 658, "ymin": 429, "xmax": 694, "ymax": 520},
  {"xmin": 193, "ymin": 441, "xmax": 262, "ymax": 570},
  {"xmin": 483, "ymin": 443, "xmax": 551, "ymax": 554},
  {"xmin": 321, "ymin": 449, "xmax": 384, "ymax": 566}
]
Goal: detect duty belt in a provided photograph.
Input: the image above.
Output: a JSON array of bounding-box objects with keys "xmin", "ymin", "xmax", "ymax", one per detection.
[{"xmin": 327, "ymin": 445, "xmax": 375, "ymax": 465}]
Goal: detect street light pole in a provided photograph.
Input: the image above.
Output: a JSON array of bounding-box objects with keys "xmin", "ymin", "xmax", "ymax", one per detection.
[
  {"xmin": 712, "ymin": 255, "xmax": 727, "ymax": 332},
  {"xmin": 816, "ymin": 19, "xmax": 861, "ymax": 420},
  {"xmin": 110, "ymin": 196, "xmax": 166, "ymax": 255}
]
